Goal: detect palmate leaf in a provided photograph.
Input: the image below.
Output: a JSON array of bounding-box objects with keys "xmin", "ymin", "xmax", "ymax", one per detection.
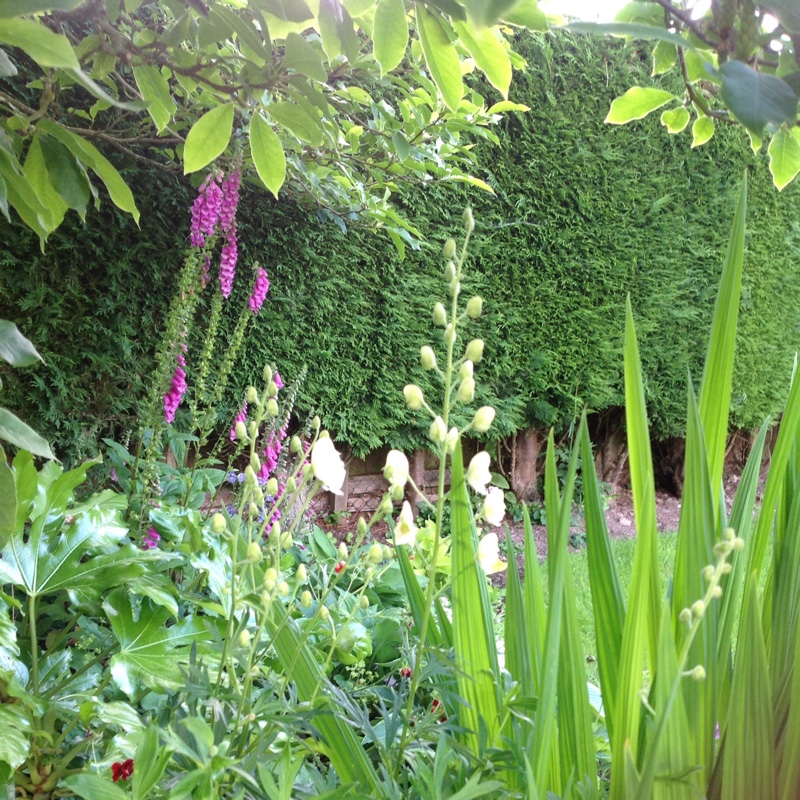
[{"xmin": 103, "ymin": 588, "xmax": 213, "ymax": 695}]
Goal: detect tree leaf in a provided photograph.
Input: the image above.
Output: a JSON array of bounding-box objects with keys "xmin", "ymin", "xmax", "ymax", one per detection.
[
  {"xmin": 0, "ymin": 18, "xmax": 78, "ymax": 68},
  {"xmin": 0, "ymin": 0, "xmax": 86, "ymax": 17},
  {"xmin": 391, "ymin": 130, "xmax": 410, "ymax": 161},
  {"xmin": 282, "ymin": 32, "xmax": 327, "ymax": 82},
  {"xmin": 250, "ymin": 114, "xmax": 286, "ymax": 199},
  {"xmin": 768, "ymin": 126, "xmax": 800, "ymax": 190},
  {"xmin": 567, "ymin": 21, "xmax": 692, "ymax": 50},
  {"xmin": 691, "ymin": 115, "xmax": 714, "ymax": 148},
  {"xmin": 660, "ymin": 105, "xmax": 690, "ymax": 133},
  {"xmin": 0, "ymin": 46, "xmax": 16, "ymax": 76},
  {"xmin": 416, "ymin": 6, "xmax": 463, "ymax": 112},
  {"xmin": 501, "ymin": 0, "xmax": 547, "ymax": 30},
  {"xmin": 605, "ymin": 86, "xmax": 677, "ymax": 124},
  {"xmin": 652, "ymin": 39, "xmax": 676, "ymax": 75},
  {"xmin": 133, "ymin": 65, "xmax": 176, "ymax": 132},
  {"xmin": 374, "ymin": 0, "xmax": 408, "ymax": 76},
  {"xmin": 0, "ymin": 320, "xmax": 42, "ymax": 367},
  {"xmin": 487, "ymin": 100, "xmax": 529, "ymax": 113},
  {"xmin": 721, "ymin": 60, "xmax": 798, "ymax": 135},
  {"xmin": 39, "ymin": 135, "xmax": 91, "ymax": 218},
  {"xmin": 183, "ymin": 104, "xmax": 234, "ymax": 174},
  {"xmin": 0, "ymin": 408, "xmax": 54, "ymax": 459},
  {"xmin": 22, "ymin": 135, "xmax": 66, "ymax": 231},
  {"xmin": 36, "ymin": 119, "xmax": 140, "ymax": 223},
  {"xmin": 453, "ymin": 22, "xmax": 511, "ymax": 98},
  {"xmin": 266, "ymin": 101, "xmax": 323, "ymax": 145}
]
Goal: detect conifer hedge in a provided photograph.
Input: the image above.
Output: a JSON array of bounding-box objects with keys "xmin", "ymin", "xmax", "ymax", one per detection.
[{"xmin": 2, "ymin": 31, "xmax": 800, "ymax": 460}]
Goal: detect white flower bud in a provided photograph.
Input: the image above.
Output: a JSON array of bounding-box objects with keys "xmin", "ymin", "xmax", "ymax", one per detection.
[
  {"xmin": 360, "ymin": 595, "xmax": 370, "ymax": 609},
  {"xmin": 291, "ymin": 435, "xmax": 302, "ymax": 453},
  {"xmin": 247, "ymin": 541, "xmax": 262, "ymax": 562},
  {"xmin": 248, "ymin": 421, "xmax": 258, "ymax": 439},
  {"xmin": 445, "ymin": 323, "xmax": 457, "ymax": 345},
  {"xmin": 462, "ymin": 207, "xmax": 474, "ymax": 233},
  {"xmin": 238, "ymin": 629, "xmax": 251, "ymax": 647},
  {"xmin": 244, "ymin": 465, "xmax": 258, "ymax": 487},
  {"xmin": 444, "ymin": 261, "xmax": 456, "ymax": 283},
  {"xmin": 691, "ymin": 600, "xmax": 706, "ymax": 618},
  {"xmin": 459, "ymin": 360, "xmax": 474, "ymax": 380},
  {"xmin": 266, "ymin": 398, "xmax": 279, "ymax": 417},
  {"xmin": 266, "ymin": 477, "xmax": 279, "ymax": 496},
  {"xmin": 286, "ymin": 476, "xmax": 297, "ymax": 493},
  {"xmin": 466, "ymin": 296, "xmax": 483, "ymax": 318},
  {"xmin": 458, "ymin": 376, "xmax": 475, "ymax": 404},
  {"xmin": 263, "ymin": 365, "xmax": 273, "ymax": 383},
  {"xmin": 296, "ymin": 564, "xmax": 307, "ymax": 582},
  {"xmin": 211, "ymin": 513, "xmax": 226, "ymax": 535},
  {"xmin": 420, "ymin": 346, "xmax": 437, "ymax": 371},
  {"xmin": 300, "ymin": 590, "xmax": 313, "ymax": 608},
  {"xmin": 443, "ymin": 238, "xmax": 456, "ymax": 259},
  {"xmin": 249, "ymin": 502, "xmax": 260, "ymax": 518},
  {"xmin": 472, "ymin": 406, "xmax": 495, "ymax": 433},
  {"xmin": 445, "ymin": 426, "xmax": 459, "ymax": 454},
  {"xmin": 433, "ymin": 302, "xmax": 447, "ymax": 327},
  {"xmin": 368, "ymin": 543, "xmax": 383, "ymax": 564},
  {"xmin": 338, "ymin": 542, "xmax": 348, "ymax": 560},
  {"xmin": 250, "ymin": 453, "xmax": 262, "ymax": 474},
  {"xmin": 313, "ymin": 416, "xmax": 321, "ymax": 431},
  {"xmin": 403, "ymin": 384, "xmax": 424, "ymax": 411},
  {"xmin": 235, "ymin": 421, "xmax": 248, "ymax": 441},
  {"xmin": 320, "ymin": 605, "xmax": 330, "ymax": 621},
  {"xmin": 691, "ymin": 665, "xmax": 706, "ymax": 681},
  {"xmin": 277, "ymin": 580, "xmax": 289, "ymax": 597},
  {"xmin": 267, "ymin": 380, "xmax": 278, "ymax": 397},
  {"xmin": 465, "ymin": 339, "xmax": 484, "ymax": 363},
  {"xmin": 264, "ymin": 568, "xmax": 278, "ymax": 591},
  {"xmin": 429, "ymin": 415, "xmax": 447, "ymax": 444},
  {"xmin": 246, "ymin": 386, "xmax": 259, "ymax": 404}
]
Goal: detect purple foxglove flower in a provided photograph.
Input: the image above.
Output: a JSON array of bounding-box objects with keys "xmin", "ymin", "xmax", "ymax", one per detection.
[
  {"xmin": 274, "ymin": 371, "xmax": 284, "ymax": 389},
  {"xmin": 230, "ymin": 401, "xmax": 248, "ymax": 441},
  {"xmin": 220, "ymin": 170, "xmax": 241, "ymax": 234},
  {"xmin": 219, "ymin": 226, "xmax": 238, "ymax": 299},
  {"xmin": 248, "ymin": 267, "xmax": 270, "ymax": 314},
  {"xmin": 142, "ymin": 527, "xmax": 160, "ymax": 550},
  {"xmin": 164, "ymin": 353, "xmax": 187, "ymax": 423}
]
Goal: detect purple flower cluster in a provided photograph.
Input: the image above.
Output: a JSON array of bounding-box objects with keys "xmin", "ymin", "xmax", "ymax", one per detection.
[
  {"xmin": 219, "ymin": 226, "xmax": 237, "ymax": 299},
  {"xmin": 164, "ymin": 353, "xmax": 187, "ymax": 424},
  {"xmin": 220, "ymin": 171, "xmax": 240, "ymax": 233},
  {"xmin": 249, "ymin": 267, "xmax": 270, "ymax": 314},
  {"xmin": 142, "ymin": 527, "xmax": 160, "ymax": 550},
  {"xmin": 190, "ymin": 174, "xmax": 223, "ymax": 248},
  {"xmin": 219, "ymin": 171, "xmax": 241, "ymax": 298},
  {"xmin": 230, "ymin": 401, "xmax": 248, "ymax": 441}
]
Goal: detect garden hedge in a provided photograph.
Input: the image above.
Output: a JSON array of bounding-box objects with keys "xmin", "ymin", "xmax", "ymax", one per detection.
[{"xmin": 2, "ymin": 31, "xmax": 800, "ymax": 461}]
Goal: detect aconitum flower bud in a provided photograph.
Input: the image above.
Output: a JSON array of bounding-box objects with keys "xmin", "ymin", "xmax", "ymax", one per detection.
[
  {"xmin": 404, "ymin": 384, "xmax": 424, "ymax": 411},
  {"xmin": 267, "ymin": 381, "xmax": 278, "ymax": 397},
  {"xmin": 465, "ymin": 339, "xmax": 484, "ymax": 363},
  {"xmin": 433, "ymin": 302, "xmax": 447, "ymax": 327},
  {"xmin": 462, "ymin": 207, "xmax": 474, "ymax": 233},
  {"xmin": 320, "ymin": 605, "xmax": 330, "ymax": 621},
  {"xmin": 472, "ymin": 406, "xmax": 496, "ymax": 433},
  {"xmin": 360, "ymin": 595, "xmax": 370, "ymax": 609},
  {"xmin": 368, "ymin": 543, "xmax": 383, "ymax": 564},
  {"xmin": 300, "ymin": 590, "xmax": 313, "ymax": 608},
  {"xmin": 238, "ymin": 629, "xmax": 251, "ymax": 647},
  {"xmin": 235, "ymin": 421, "xmax": 247, "ymax": 441},
  {"xmin": 244, "ymin": 465, "xmax": 258, "ymax": 486},
  {"xmin": 277, "ymin": 581, "xmax": 289, "ymax": 596},
  {"xmin": 420, "ymin": 346, "xmax": 437, "ymax": 371},
  {"xmin": 285, "ymin": 476, "xmax": 297, "ymax": 493},
  {"xmin": 357, "ymin": 517, "xmax": 368, "ymax": 537},
  {"xmin": 429, "ymin": 416, "xmax": 446, "ymax": 444},
  {"xmin": 264, "ymin": 568, "xmax": 278, "ymax": 591},
  {"xmin": 312, "ymin": 416, "xmax": 321, "ymax": 431},
  {"xmin": 266, "ymin": 399, "xmax": 279, "ymax": 416},
  {"xmin": 443, "ymin": 238, "xmax": 456, "ymax": 259},
  {"xmin": 459, "ymin": 360, "xmax": 474, "ymax": 380},
  {"xmin": 296, "ymin": 564, "xmax": 307, "ymax": 582},
  {"xmin": 445, "ymin": 426, "xmax": 459, "ymax": 454},
  {"xmin": 247, "ymin": 541, "xmax": 262, "ymax": 562},
  {"xmin": 291, "ymin": 436, "xmax": 302, "ymax": 453},
  {"xmin": 444, "ymin": 261, "xmax": 456, "ymax": 283},
  {"xmin": 466, "ymin": 296, "xmax": 483, "ymax": 318},
  {"xmin": 211, "ymin": 513, "xmax": 226, "ymax": 534},
  {"xmin": 248, "ymin": 421, "xmax": 258, "ymax": 439},
  {"xmin": 338, "ymin": 542, "xmax": 348, "ymax": 560},
  {"xmin": 250, "ymin": 453, "xmax": 262, "ymax": 474},
  {"xmin": 247, "ymin": 386, "xmax": 259, "ymax": 404},
  {"xmin": 458, "ymin": 376, "xmax": 475, "ymax": 404},
  {"xmin": 445, "ymin": 323, "xmax": 456, "ymax": 346},
  {"xmin": 249, "ymin": 502, "xmax": 260, "ymax": 518},
  {"xmin": 266, "ymin": 477, "xmax": 279, "ymax": 497},
  {"xmin": 263, "ymin": 365, "xmax": 273, "ymax": 382}
]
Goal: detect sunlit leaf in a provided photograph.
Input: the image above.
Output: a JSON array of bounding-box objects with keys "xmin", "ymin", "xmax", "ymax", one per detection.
[
  {"xmin": 606, "ymin": 86, "xmax": 677, "ymax": 124},
  {"xmin": 691, "ymin": 115, "xmax": 714, "ymax": 147},
  {"xmin": 416, "ymin": 5, "xmax": 463, "ymax": 112},
  {"xmin": 769, "ymin": 127, "xmax": 800, "ymax": 190},
  {"xmin": 374, "ymin": 0, "xmax": 408, "ymax": 75},
  {"xmin": 183, "ymin": 104, "xmax": 234, "ymax": 174},
  {"xmin": 0, "ymin": 17, "xmax": 78, "ymax": 68},
  {"xmin": 250, "ymin": 114, "xmax": 286, "ymax": 199}
]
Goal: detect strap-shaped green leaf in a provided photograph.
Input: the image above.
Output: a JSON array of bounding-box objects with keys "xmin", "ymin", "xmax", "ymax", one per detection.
[
  {"xmin": 374, "ymin": 0, "xmax": 408, "ymax": 76},
  {"xmin": 416, "ymin": 6, "xmax": 463, "ymax": 112}
]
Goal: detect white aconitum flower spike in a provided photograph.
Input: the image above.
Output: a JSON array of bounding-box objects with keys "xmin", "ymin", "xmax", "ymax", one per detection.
[
  {"xmin": 466, "ymin": 451, "xmax": 492, "ymax": 495},
  {"xmin": 477, "ymin": 532, "xmax": 506, "ymax": 574},
  {"xmin": 394, "ymin": 501, "xmax": 418, "ymax": 546},
  {"xmin": 310, "ymin": 436, "xmax": 346, "ymax": 495},
  {"xmin": 482, "ymin": 487, "xmax": 506, "ymax": 526},
  {"xmin": 383, "ymin": 450, "xmax": 410, "ymax": 489}
]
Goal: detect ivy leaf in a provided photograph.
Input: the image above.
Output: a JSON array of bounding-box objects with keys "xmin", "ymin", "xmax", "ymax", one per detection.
[
  {"xmin": 0, "ymin": 18, "xmax": 78, "ymax": 69},
  {"xmin": 416, "ymin": 6, "xmax": 463, "ymax": 112},
  {"xmin": 0, "ymin": 320, "xmax": 42, "ymax": 367},
  {"xmin": 720, "ymin": 60, "xmax": 798, "ymax": 135},
  {"xmin": 691, "ymin": 116, "xmax": 714, "ymax": 148},
  {"xmin": 250, "ymin": 113, "xmax": 286, "ymax": 199},
  {"xmin": 768, "ymin": 127, "xmax": 800, "ymax": 190},
  {"xmin": 374, "ymin": 0, "xmax": 408, "ymax": 76},
  {"xmin": 453, "ymin": 22, "xmax": 511, "ymax": 98},
  {"xmin": 183, "ymin": 104, "xmax": 234, "ymax": 174},
  {"xmin": 103, "ymin": 588, "xmax": 212, "ymax": 694},
  {"xmin": 660, "ymin": 106, "xmax": 690, "ymax": 133},
  {"xmin": 605, "ymin": 86, "xmax": 676, "ymax": 124}
]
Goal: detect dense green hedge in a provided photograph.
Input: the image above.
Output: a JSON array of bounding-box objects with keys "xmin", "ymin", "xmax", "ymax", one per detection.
[{"xmin": 2, "ymin": 31, "xmax": 800, "ymax": 460}]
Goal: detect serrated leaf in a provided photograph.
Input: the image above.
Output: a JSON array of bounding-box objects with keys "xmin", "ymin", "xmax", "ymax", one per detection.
[
  {"xmin": 374, "ymin": 0, "xmax": 408, "ymax": 75},
  {"xmin": 183, "ymin": 104, "xmax": 234, "ymax": 174},
  {"xmin": 691, "ymin": 115, "xmax": 714, "ymax": 147},
  {"xmin": 0, "ymin": 408, "xmax": 54, "ymax": 459},
  {"xmin": 660, "ymin": 105, "xmax": 690, "ymax": 133},
  {"xmin": 266, "ymin": 101, "xmax": 322, "ymax": 145},
  {"xmin": 0, "ymin": 18, "xmax": 78, "ymax": 68},
  {"xmin": 250, "ymin": 114, "xmax": 286, "ymax": 199},
  {"xmin": 416, "ymin": 6, "xmax": 463, "ymax": 112},
  {"xmin": 282, "ymin": 32, "xmax": 327, "ymax": 82},
  {"xmin": 769, "ymin": 126, "xmax": 800, "ymax": 190},
  {"xmin": 0, "ymin": 320, "xmax": 42, "ymax": 367},
  {"xmin": 606, "ymin": 86, "xmax": 676, "ymax": 124},
  {"xmin": 36, "ymin": 119, "xmax": 140, "ymax": 222},
  {"xmin": 453, "ymin": 22, "xmax": 511, "ymax": 98},
  {"xmin": 721, "ymin": 60, "xmax": 798, "ymax": 135}
]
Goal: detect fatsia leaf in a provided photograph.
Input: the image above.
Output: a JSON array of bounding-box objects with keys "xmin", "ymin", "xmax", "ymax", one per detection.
[
  {"xmin": 183, "ymin": 104, "xmax": 234, "ymax": 174},
  {"xmin": 416, "ymin": 5, "xmax": 463, "ymax": 112},
  {"xmin": 104, "ymin": 588, "xmax": 212, "ymax": 694},
  {"xmin": 250, "ymin": 113, "xmax": 286, "ymax": 199},
  {"xmin": 374, "ymin": 0, "xmax": 407, "ymax": 75}
]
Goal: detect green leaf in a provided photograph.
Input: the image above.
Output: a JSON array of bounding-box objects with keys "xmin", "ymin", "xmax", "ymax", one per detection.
[
  {"xmin": 464, "ymin": 0, "xmax": 520, "ymax": 26},
  {"xmin": 104, "ymin": 588, "xmax": 211, "ymax": 694},
  {"xmin": 183, "ymin": 104, "xmax": 234, "ymax": 174},
  {"xmin": 282, "ymin": 32, "xmax": 327, "ymax": 82},
  {"xmin": 769, "ymin": 127, "xmax": 800, "ymax": 190},
  {"xmin": 605, "ymin": 86, "xmax": 677, "ymax": 124},
  {"xmin": 567, "ymin": 21, "xmax": 692, "ymax": 50},
  {"xmin": 487, "ymin": 100, "xmax": 529, "ymax": 113},
  {"xmin": 266, "ymin": 101, "xmax": 323, "ymax": 145},
  {"xmin": 133, "ymin": 725, "xmax": 171, "ymax": 800},
  {"xmin": 374, "ymin": 0, "xmax": 408, "ymax": 75},
  {"xmin": 416, "ymin": 6, "xmax": 463, "ymax": 112},
  {"xmin": 0, "ymin": 150, "xmax": 55, "ymax": 244},
  {"xmin": 391, "ymin": 130, "xmax": 410, "ymax": 161},
  {"xmin": 133, "ymin": 65, "xmax": 176, "ymax": 132},
  {"xmin": 660, "ymin": 106, "xmax": 690, "ymax": 133},
  {"xmin": 39, "ymin": 135, "xmax": 91, "ymax": 218},
  {"xmin": 0, "ymin": 174, "xmax": 7, "ymax": 222},
  {"xmin": 0, "ymin": 18, "xmax": 78, "ymax": 68},
  {"xmin": 0, "ymin": 451, "xmax": 15, "ymax": 550},
  {"xmin": 68, "ymin": 68, "xmax": 149, "ymax": 112},
  {"xmin": 250, "ymin": 114, "xmax": 286, "ymax": 199},
  {"xmin": 62, "ymin": 773, "xmax": 130, "ymax": 800},
  {"xmin": 0, "ymin": 320, "xmax": 42, "ymax": 367},
  {"xmin": 23, "ymin": 135, "xmax": 66, "ymax": 231},
  {"xmin": 652, "ymin": 39, "xmax": 676, "ymax": 75},
  {"xmin": 0, "ymin": 0, "xmax": 86, "ymax": 17},
  {"xmin": 691, "ymin": 115, "xmax": 714, "ymax": 147},
  {"xmin": 0, "ymin": 46, "xmax": 16, "ymax": 76},
  {"xmin": 36, "ymin": 119, "xmax": 140, "ymax": 223},
  {"xmin": 0, "ymin": 408, "xmax": 54, "ymax": 459},
  {"xmin": 453, "ymin": 22, "xmax": 511, "ymax": 98},
  {"xmin": 501, "ymin": 0, "xmax": 547, "ymax": 29},
  {"xmin": 764, "ymin": 1, "xmax": 800, "ymax": 34},
  {"xmin": 0, "ymin": 705, "xmax": 29, "ymax": 769},
  {"xmin": 720, "ymin": 60, "xmax": 798, "ymax": 135},
  {"xmin": 318, "ymin": 2, "xmax": 359, "ymax": 63},
  {"xmin": 684, "ymin": 49, "xmax": 715, "ymax": 83}
]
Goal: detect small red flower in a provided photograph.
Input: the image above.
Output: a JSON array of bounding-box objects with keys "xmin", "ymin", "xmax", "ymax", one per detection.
[
  {"xmin": 431, "ymin": 699, "xmax": 440, "ymax": 710},
  {"xmin": 334, "ymin": 561, "xmax": 345, "ymax": 574},
  {"xmin": 112, "ymin": 759, "xmax": 134, "ymax": 782},
  {"xmin": 400, "ymin": 666, "xmax": 412, "ymax": 679}
]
